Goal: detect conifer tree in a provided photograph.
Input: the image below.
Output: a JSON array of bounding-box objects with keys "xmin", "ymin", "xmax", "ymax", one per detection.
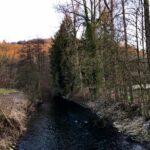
[{"xmin": 51, "ymin": 15, "xmax": 75, "ymax": 96}]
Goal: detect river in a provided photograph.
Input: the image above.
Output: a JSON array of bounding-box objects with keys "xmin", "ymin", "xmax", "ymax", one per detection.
[{"xmin": 18, "ymin": 98, "xmax": 147, "ymax": 150}]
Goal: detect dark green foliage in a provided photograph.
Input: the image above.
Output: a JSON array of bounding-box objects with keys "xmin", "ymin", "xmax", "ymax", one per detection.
[{"xmin": 51, "ymin": 16, "xmax": 75, "ymax": 96}]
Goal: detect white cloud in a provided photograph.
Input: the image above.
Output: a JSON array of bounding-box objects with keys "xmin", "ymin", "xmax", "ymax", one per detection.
[{"xmin": 0, "ymin": 0, "xmax": 64, "ymax": 42}]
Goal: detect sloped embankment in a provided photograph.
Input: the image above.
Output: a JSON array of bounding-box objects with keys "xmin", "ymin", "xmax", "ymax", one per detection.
[
  {"xmin": 71, "ymin": 96, "xmax": 150, "ymax": 145},
  {"xmin": 0, "ymin": 91, "xmax": 30, "ymax": 149}
]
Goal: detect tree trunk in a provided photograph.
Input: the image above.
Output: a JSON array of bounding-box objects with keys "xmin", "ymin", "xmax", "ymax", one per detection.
[
  {"xmin": 144, "ymin": 0, "xmax": 150, "ymax": 71},
  {"xmin": 121, "ymin": 0, "xmax": 129, "ymax": 101}
]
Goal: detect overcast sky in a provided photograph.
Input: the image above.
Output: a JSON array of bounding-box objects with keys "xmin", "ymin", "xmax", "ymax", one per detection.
[{"xmin": 0, "ymin": 0, "xmax": 65, "ymax": 42}]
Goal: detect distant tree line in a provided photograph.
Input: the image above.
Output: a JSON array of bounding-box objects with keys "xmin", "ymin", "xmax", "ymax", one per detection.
[
  {"xmin": 0, "ymin": 39, "xmax": 50, "ymax": 101},
  {"xmin": 16, "ymin": 39, "xmax": 50, "ymax": 100}
]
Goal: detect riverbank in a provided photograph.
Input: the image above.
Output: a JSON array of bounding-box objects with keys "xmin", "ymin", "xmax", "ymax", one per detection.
[
  {"xmin": 70, "ymin": 95, "xmax": 150, "ymax": 145},
  {"xmin": 0, "ymin": 90, "xmax": 30, "ymax": 149}
]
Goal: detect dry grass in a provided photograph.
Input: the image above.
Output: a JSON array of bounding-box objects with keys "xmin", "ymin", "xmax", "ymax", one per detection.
[{"xmin": 0, "ymin": 92, "xmax": 29, "ymax": 149}]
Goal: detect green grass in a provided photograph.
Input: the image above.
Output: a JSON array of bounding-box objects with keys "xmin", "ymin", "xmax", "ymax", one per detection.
[{"xmin": 0, "ymin": 88, "xmax": 18, "ymax": 95}]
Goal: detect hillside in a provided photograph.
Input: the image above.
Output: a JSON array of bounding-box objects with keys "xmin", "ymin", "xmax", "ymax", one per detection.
[{"xmin": 0, "ymin": 39, "xmax": 52, "ymax": 60}]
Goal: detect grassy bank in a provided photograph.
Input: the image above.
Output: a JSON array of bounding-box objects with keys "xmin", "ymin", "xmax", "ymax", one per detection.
[{"xmin": 0, "ymin": 88, "xmax": 18, "ymax": 95}]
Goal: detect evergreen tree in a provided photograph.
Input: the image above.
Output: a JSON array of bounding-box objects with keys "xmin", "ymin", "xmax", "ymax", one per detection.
[{"xmin": 51, "ymin": 15, "xmax": 75, "ymax": 96}]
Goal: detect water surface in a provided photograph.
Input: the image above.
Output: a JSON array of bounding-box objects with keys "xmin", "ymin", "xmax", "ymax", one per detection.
[{"xmin": 19, "ymin": 100, "xmax": 147, "ymax": 150}]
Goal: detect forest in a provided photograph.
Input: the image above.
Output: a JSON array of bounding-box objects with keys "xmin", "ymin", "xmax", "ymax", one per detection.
[
  {"xmin": 0, "ymin": 0, "xmax": 149, "ymax": 118},
  {"xmin": 0, "ymin": 0, "xmax": 150, "ymax": 149}
]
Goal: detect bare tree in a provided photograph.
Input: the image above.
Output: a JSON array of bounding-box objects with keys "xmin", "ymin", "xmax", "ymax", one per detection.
[{"xmin": 144, "ymin": 0, "xmax": 150, "ymax": 71}]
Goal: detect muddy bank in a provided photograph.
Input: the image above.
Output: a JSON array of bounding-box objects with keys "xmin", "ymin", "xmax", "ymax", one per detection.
[
  {"xmin": 0, "ymin": 92, "xmax": 30, "ymax": 150},
  {"xmin": 70, "ymin": 96, "xmax": 150, "ymax": 146}
]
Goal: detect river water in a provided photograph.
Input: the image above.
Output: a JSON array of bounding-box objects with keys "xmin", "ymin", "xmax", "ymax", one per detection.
[{"xmin": 18, "ymin": 99, "xmax": 147, "ymax": 150}]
